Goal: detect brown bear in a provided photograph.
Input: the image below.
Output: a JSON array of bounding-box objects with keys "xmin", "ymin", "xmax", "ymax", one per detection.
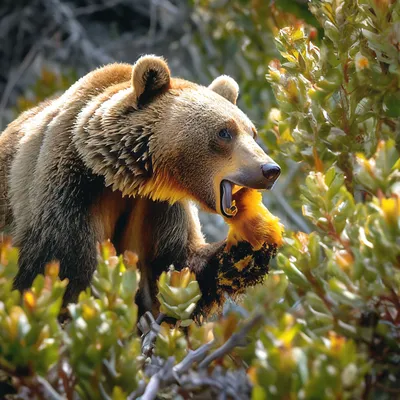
[{"xmin": 0, "ymin": 55, "xmax": 282, "ymax": 317}]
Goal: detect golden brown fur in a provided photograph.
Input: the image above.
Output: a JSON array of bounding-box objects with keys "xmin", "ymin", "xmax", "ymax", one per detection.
[{"xmin": 0, "ymin": 55, "xmax": 282, "ymax": 314}]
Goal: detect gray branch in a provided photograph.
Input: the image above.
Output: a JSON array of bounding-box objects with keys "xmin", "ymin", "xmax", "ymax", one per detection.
[
  {"xmin": 198, "ymin": 314, "xmax": 263, "ymax": 369},
  {"xmin": 130, "ymin": 313, "xmax": 263, "ymax": 400}
]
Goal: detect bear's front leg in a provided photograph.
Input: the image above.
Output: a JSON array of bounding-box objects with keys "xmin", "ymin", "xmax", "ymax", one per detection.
[{"xmin": 133, "ymin": 198, "xmax": 282, "ymax": 319}]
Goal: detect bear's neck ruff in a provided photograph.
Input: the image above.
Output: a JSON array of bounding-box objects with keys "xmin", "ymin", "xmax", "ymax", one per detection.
[{"xmin": 72, "ymin": 88, "xmax": 187, "ymax": 204}]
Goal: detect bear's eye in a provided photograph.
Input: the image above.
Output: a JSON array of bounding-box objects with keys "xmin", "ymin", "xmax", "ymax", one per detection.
[{"xmin": 218, "ymin": 129, "xmax": 232, "ymax": 140}]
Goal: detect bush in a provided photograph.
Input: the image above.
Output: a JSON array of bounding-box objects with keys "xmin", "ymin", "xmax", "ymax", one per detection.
[{"xmin": 1, "ymin": 0, "xmax": 400, "ymax": 399}]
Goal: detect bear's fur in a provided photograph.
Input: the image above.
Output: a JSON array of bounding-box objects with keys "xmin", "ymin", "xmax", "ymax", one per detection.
[{"xmin": 0, "ymin": 55, "xmax": 282, "ymax": 316}]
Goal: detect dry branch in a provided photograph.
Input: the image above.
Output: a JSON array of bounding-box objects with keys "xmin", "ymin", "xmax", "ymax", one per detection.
[{"xmin": 133, "ymin": 313, "xmax": 262, "ymax": 400}]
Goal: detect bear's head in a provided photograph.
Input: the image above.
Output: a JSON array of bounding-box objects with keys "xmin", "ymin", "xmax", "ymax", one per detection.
[
  {"xmin": 130, "ymin": 56, "xmax": 280, "ymax": 224},
  {"xmin": 76, "ymin": 55, "xmax": 283, "ymax": 247}
]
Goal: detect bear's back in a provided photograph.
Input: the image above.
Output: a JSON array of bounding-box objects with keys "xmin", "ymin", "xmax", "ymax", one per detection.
[{"xmin": 0, "ymin": 63, "xmax": 133, "ymax": 235}]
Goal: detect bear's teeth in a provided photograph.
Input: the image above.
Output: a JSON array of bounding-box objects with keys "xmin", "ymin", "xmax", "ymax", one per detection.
[{"xmin": 232, "ymin": 184, "xmax": 242, "ymax": 194}]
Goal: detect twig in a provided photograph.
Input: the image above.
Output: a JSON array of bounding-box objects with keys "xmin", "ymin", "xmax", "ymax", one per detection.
[
  {"xmin": 0, "ymin": 42, "xmax": 39, "ymax": 128},
  {"xmin": 35, "ymin": 376, "xmax": 66, "ymax": 400},
  {"xmin": 126, "ymin": 380, "xmax": 146, "ymax": 400},
  {"xmin": 98, "ymin": 382, "xmax": 112, "ymax": 400},
  {"xmin": 141, "ymin": 357, "xmax": 175, "ymax": 400},
  {"xmin": 179, "ymin": 375, "xmax": 224, "ymax": 391},
  {"xmin": 57, "ymin": 359, "xmax": 75, "ymax": 400},
  {"xmin": 147, "ymin": 0, "xmax": 158, "ymax": 48},
  {"xmin": 12, "ymin": 375, "xmax": 64, "ymax": 400},
  {"xmin": 138, "ymin": 312, "xmax": 165, "ymax": 358},
  {"xmin": 179, "ymin": 375, "xmax": 241, "ymax": 400},
  {"xmin": 173, "ymin": 340, "xmax": 216, "ymax": 375},
  {"xmin": 198, "ymin": 314, "xmax": 263, "ymax": 369},
  {"xmin": 74, "ymin": 0, "xmax": 126, "ymax": 16},
  {"xmin": 46, "ymin": 0, "xmax": 113, "ymax": 65}
]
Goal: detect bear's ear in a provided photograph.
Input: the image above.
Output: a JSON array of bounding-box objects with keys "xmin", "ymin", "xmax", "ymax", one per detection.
[
  {"xmin": 132, "ymin": 55, "xmax": 171, "ymax": 107},
  {"xmin": 208, "ymin": 75, "xmax": 239, "ymax": 104}
]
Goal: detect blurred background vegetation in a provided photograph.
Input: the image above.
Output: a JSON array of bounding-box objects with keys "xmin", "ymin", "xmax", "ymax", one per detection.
[{"xmin": 0, "ymin": 0, "xmax": 399, "ymax": 399}]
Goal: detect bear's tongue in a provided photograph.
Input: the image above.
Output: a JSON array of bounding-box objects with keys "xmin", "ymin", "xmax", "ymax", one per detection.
[{"xmin": 221, "ymin": 180, "xmax": 238, "ymax": 217}]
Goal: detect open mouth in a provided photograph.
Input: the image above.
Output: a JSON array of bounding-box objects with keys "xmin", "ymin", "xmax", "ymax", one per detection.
[
  {"xmin": 220, "ymin": 180, "xmax": 243, "ymax": 218},
  {"xmin": 219, "ymin": 163, "xmax": 281, "ymax": 218}
]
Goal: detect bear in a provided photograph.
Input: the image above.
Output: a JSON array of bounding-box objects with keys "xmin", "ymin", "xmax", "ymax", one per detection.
[{"xmin": 0, "ymin": 55, "xmax": 283, "ymax": 317}]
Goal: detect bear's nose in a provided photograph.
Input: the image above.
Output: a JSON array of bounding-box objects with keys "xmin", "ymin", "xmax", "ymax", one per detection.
[{"xmin": 261, "ymin": 163, "xmax": 281, "ymax": 186}]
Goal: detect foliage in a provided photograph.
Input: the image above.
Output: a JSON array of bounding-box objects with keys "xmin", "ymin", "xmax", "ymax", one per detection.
[
  {"xmin": 157, "ymin": 267, "xmax": 201, "ymax": 326},
  {"xmin": 0, "ymin": 240, "xmax": 260, "ymax": 399},
  {"xmin": 0, "ymin": 240, "xmax": 142, "ymax": 399},
  {"xmin": 14, "ymin": 68, "xmax": 77, "ymax": 116},
  {"xmin": 0, "ymin": 0, "xmax": 400, "ymax": 399},
  {"xmin": 257, "ymin": 0, "xmax": 400, "ymax": 398}
]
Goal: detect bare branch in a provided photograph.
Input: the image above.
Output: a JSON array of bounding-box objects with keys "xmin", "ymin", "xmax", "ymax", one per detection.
[
  {"xmin": 141, "ymin": 357, "xmax": 175, "ymax": 400},
  {"xmin": 173, "ymin": 340, "xmax": 215, "ymax": 375},
  {"xmin": 198, "ymin": 314, "xmax": 262, "ymax": 369},
  {"xmin": 74, "ymin": 0, "xmax": 126, "ymax": 17},
  {"xmin": 129, "ymin": 314, "xmax": 262, "ymax": 400}
]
